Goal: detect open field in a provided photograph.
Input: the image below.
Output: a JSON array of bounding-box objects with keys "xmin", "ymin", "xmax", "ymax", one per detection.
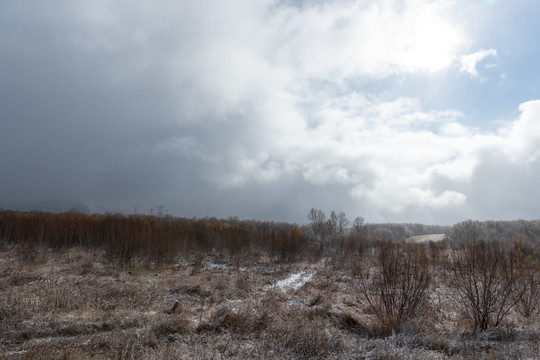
[
  {"xmin": 2, "ymin": 212, "xmax": 540, "ymax": 359},
  {"xmin": 2, "ymin": 244, "xmax": 540, "ymax": 359},
  {"xmin": 406, "ymin": 234, "xmax": 446, "ymax": 243}
]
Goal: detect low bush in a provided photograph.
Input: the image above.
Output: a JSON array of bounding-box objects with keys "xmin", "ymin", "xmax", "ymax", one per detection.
[{"xmin": 360, "ymin": 241, "xmax": 430, "ymax": 336}]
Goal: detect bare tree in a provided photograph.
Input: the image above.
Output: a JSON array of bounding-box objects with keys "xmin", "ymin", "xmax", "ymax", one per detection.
[
  {"xmin": 448, "ymin": 238, "xmax": 526, "ymax": 331},
  {"xmin": 360, "ymin": 241, "xmax": 430, "ymax": 334},
  {"xmin": 344, "ymin": 216, "xmax": 367, "ymax": 254},
  {"xmin": 352, "ymin": 217, "xmax": 367, "ymax": 239},
  {"xmin": 324, "ymin": 210, "xmax": 349, "ymax": 249},
  {"xmin": 513, "ymin": 246, "xmax": 540, "ymax": 317},
  {"xmin": 337, "ymin": 211, "xmax": 349, "ymax": 240},
  {"xmin": 521, "ymin": 220, "xmax": 540, "ymax": 246},
  {"xmin": 307, "ymin": 208, "xmax": 326, "ymax": 241},
  {"xmin": 448, "ymin": 220, "xmax": 486, "ymax": 244},
  {"xmin": 326, "ymin": 210, "xmax": 338, "ymax": 241}
]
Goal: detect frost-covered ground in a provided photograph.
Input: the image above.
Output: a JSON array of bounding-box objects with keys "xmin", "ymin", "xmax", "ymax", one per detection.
[{"xmin": 1, "ymin": 246, "xmax": 540, "ymax": 359}]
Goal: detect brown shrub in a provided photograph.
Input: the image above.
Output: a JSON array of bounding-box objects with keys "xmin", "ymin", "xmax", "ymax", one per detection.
[
  {"xmin": 448, "ymin": 239, "xmax": 526, "ymax": 331},
  {"xmin": 360, "ymin": 241, "xmax": 431, "ymax": 336},
  {"xmin": 512, "ymin": 247, "xmax": 540, "ymax": 317},
  {"xmin": 265, "ymin": 308, "xmax": 342, "ymax": 359},
  {"xmin": 151, "ymin": 315, "xmax": 190, "ymax": 337},
  {"xmin": 196, "ymin": 306, "xmax": 268, "ymax": 335},
  {"xmin": 15, "ymin": 241, "xmax": 39, "ymax": 264}
]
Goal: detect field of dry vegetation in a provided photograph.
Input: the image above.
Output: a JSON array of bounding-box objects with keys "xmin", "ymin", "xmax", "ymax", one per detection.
[{"xmin": 1, "ymin": 210, "xmax": 540, "ymax": 359}]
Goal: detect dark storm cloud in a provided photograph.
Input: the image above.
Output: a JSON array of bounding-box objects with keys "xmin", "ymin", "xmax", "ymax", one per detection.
[
  {"xmin": 1, "ymin": 2, "xmax": 182, "ymax": 207},
  {"xmin": 1, "ymin": 1, "xmax": 540, "ymax": 224},
  {"xmin": 465, "ymin": 151, "xmax": 540, "ymax": 221}
]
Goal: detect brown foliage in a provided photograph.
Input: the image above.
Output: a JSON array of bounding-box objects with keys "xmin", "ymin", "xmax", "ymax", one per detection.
[{"xmin": 0, "ymin": 210, "xmax": 314, "ymax": 266}]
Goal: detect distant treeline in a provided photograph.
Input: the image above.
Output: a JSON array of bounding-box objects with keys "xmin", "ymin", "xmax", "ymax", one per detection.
[
  {"xmin": 305, "ymin": 208, "xmax": 540, "ymax": 242},
  {"xmin": 362, "ymin": 220, "xmax": 540, "ymax": 242},
  {"xmin": 304, "ymin": 208, "xmax": 451, "ymax": 241},
  {"xmin": 2, "ymin": 209, "xmax": 540, "ymax": 266},
  {"xmin": 364, "ymin": 223, "xmax": 450, "ymax": 240},
  {"xmin": 0, "ymin": 210, "xmax": 315, "ymax": 264},
  {"xmin": 447, "ymin": 219, "xmax": 540, "ymax": 243}
]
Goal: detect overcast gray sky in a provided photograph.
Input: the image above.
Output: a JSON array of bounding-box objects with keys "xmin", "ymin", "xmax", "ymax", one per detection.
[{"xmin": 1, "ymin": 0, "xmax": 540, "ymax": 224}]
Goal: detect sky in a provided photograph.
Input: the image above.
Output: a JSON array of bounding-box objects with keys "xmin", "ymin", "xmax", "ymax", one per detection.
[{"xmin": 1, "ymin": 0, "xmax": 540, "ymax": 225}]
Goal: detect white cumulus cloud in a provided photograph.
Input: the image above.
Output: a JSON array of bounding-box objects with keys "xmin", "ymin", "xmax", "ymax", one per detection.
[{"xmin": 459, "ymin": 48, "xmax": 498, "ymax": 77}]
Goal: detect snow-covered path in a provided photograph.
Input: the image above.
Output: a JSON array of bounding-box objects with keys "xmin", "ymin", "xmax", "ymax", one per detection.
[{"xmin": 267, "ymin": 271, "xmax": 313, "ymax": 292}]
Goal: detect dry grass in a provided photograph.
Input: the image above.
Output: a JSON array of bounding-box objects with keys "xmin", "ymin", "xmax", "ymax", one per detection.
[{"xmin": 2, "ymin": 242, "xmax": 540, "ymax": 360}]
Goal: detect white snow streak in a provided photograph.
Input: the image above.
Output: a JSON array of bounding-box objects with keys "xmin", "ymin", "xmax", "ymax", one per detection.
[{"xmin": 269, "ymin": 272, "xmax": 313, "ymax": 292}]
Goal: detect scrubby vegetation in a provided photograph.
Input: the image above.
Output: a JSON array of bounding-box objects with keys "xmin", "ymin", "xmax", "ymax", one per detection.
[{"xmin": 1, "ymin": 209, "xmax": 540, "ymax": 359}]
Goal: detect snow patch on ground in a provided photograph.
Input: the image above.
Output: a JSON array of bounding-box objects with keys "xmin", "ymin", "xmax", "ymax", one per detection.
[
  {"xmin": 268, "ymin": 272, "xmax": 313, "ymax": 292},
  {"xmin": 206, "ymin": 262, "xmax": 229, "ymax": 270},
  {"xmin": 406, "ymin": 233, "xmax": 446, "ymax": 243}
]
